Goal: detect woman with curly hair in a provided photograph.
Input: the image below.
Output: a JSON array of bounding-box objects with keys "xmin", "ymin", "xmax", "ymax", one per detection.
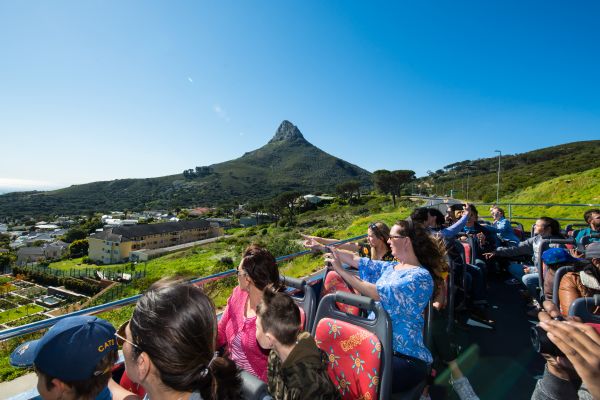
[{"xmin": 327, "ymin": 219, "xmax": 447, "ymax": 393}]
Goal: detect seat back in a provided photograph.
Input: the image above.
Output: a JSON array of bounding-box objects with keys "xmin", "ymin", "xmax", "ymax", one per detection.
[
  {"xmin": 322, "ymin": 270, "xmax": 360, "ymax": 316},
  {"xmin": 510, "ymin": 221, "xmax": 524, "ymax": 241},
  {"xmin": 312, "ymin": 292, "xmax": 393, "ymax": 400},
  {"xmin": 581, "ymin": 233, "xmax": 600, "ymax": 251},
  {"xmin": 568, "ymin": 294, "xmax": 600, "ymax": 324},
  {"xmin": 460, "ymin": 241, "xmax": 472, "ymax": 265},
  {"xmin": 551, "ymin": 266, "xmax": 577, "ymax": 310},
  {"xmin": 282, "ymin": 275, "xmax": 317, "ymax": 332},
  {"xmin": 240, "ymin": 369, "xmax": 270, "ymax": 400}
]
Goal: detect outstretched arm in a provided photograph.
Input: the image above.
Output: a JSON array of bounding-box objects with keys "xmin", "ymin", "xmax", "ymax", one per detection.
[
  {"xmin": 301, "ymin": 234, "xmax": 359, "ymax": 252},
  {"xmin": 326, "ymin": 248, "xmax": 380, "ymax": 300}
]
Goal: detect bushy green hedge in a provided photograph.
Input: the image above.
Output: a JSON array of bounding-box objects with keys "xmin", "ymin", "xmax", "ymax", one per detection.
[{"xmin": 12, "ymin": 266, "xmax": 101, "ymax": 296}]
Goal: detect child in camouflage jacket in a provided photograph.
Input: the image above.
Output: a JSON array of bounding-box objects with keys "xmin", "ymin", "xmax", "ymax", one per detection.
[{"xmin": 256, "ymin": 289, "xmax": 340, "ymax": 400}]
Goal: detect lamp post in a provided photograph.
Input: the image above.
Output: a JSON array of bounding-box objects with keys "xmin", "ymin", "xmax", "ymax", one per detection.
[{"xmin": 494, "ymin": 150, "xmax": 502, "ymax": 204}]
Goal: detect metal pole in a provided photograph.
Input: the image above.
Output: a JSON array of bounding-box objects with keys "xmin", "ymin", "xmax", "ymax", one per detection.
[{"xmin": 494, "ymin": 150, "xmax": 502, "ymax": 204}]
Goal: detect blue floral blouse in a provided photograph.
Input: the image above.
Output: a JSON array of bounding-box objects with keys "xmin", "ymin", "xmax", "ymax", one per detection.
[{"xmin": 358, "ymin": 258, "xmax": 433, "ymax": 364}]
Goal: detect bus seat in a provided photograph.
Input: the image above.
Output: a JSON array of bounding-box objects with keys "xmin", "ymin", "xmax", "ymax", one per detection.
[
  {"xmin": 568, "ymin": 294, "xmax": 600, "ymax": 324},
  {"xmin": 551, "ymin": 265, "xmax": 578, "ymax": 313},
  {"xmin": 312, "ymin": 292, "xmax": 393, "ymax": 400},
  {"xmin": 322, "ymin": 270, "xmax": 360, "ymax": 316},
  {"xmin": 282, "ymin": 275, "xmax": 317, "ymax": 332},
  {"xmin": 240, "ymin": 369, "xmax": 271, "ymax": 400}
]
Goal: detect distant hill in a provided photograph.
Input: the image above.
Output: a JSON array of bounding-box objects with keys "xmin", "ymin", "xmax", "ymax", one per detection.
[
  {"xmin": 0, "ymin": 121, "xmax": 373, "ymax": 218},
  {"xmin": 499, "ymin": 166, "xmax": 600, "ymax": 221},
  {"xmin": 418, "ymin": 140, "xmax": 600, "ymax": 202}
]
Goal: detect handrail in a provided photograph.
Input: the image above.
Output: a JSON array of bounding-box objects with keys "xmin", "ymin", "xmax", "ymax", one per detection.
[{"xmin": 0, "ymin": 234, "xmax": 367, "ymax": 342}]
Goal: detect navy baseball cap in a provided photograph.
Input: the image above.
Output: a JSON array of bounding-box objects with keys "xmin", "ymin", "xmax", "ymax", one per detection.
[
  {"xmin": 541, "ymin": 248, "xmax": 581, "ymax": 265},
  {"xmin": 10, "ymin": 315, "xmax": 117, "ymax": 381}
]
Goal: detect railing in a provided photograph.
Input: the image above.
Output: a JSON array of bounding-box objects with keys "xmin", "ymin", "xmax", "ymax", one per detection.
[{"xmin": 0, "ymin": 234, "xmax": 365, "ymax": 342}]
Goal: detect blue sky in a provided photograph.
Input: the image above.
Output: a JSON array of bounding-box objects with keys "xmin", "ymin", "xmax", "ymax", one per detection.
[{"xmin": 1, "ymin": 1, "xmax": 599, "ymax": 192}]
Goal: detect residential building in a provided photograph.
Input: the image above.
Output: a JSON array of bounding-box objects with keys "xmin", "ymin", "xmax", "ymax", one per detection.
[
  {"xmin": 16, "ymin": 247, "xmax": 45, "ymax": 266},
  {"xmin": 88, "ymin": 219, "xmax": 218, "ymax": 264}
]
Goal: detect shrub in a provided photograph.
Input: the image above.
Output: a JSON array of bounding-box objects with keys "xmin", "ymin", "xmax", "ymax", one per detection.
[{"xmin": 312, "ymin": 228, "xmax": 336, "ymax": 238}]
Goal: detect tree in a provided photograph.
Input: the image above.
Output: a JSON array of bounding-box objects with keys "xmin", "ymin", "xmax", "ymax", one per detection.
[
  {"xmin": 63, "ymin": 227, "xmax": 87, "ymax": 243},
  {"xmin": 81, "ymin": 217, "xmax": 103, "ymax": 233},
  {"xmin": 273, "ymin": 191, "xmax": 301, "ymax": 226},
  {"xmin": 69, "ymin": 239, "xmax": 89, "ymax": 258},
  {"xmin": 373, "ymin": 169, "xmax": 415, "ymax": 207},
  {"xmin": 246, "ymin": 202, "xmax": 263, "ymax": 226},
  {"xmin": 336, "ymin": 180, "xmax": 361, "ymax": 201}
]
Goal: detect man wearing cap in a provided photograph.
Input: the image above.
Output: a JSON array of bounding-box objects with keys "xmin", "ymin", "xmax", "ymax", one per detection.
[
  {"xmin": 10, "ymin": 315, "xmax": 118, "ymax": 400},
  {"xmin": 558, "ymin": 242, "xmax": 600, "ymax": 316}
]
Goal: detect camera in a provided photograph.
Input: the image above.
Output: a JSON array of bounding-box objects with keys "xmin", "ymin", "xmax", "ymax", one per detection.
[{"xmin": 530, "ymin": 317, "xmax": 564, "ymax": 357}]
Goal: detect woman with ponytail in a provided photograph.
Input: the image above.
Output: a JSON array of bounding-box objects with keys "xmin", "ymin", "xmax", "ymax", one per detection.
[
  {"xmin": 326, "ymin": 219, "xmax": 448, "ymax": 394},
  {"xmin": 217, "ymin": 244, "xmax": 281, "ymax": 382},
  {"xmin": 115, "ymin": 280, "xmax": 241, "ymax": 400}
]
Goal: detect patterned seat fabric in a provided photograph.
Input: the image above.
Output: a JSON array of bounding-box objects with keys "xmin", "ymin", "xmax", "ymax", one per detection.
[
  {"xmin": 314, "ymin": 317, "xmax": 382, "ymax": 400},
  {"xmin": 323, "ymin": 272, "xmax": 360, "ymax": 316}
]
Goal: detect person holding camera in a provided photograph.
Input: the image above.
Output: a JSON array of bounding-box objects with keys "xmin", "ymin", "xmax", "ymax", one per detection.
[{"xmin": 531, "ymin": 301, "xmax": 600, "ymax": 400}]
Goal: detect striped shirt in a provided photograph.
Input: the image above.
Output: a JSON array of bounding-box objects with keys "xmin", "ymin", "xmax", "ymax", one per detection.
[{"xmin": 217, "ymin": 286, "xmax": 269, "ymax": 381}]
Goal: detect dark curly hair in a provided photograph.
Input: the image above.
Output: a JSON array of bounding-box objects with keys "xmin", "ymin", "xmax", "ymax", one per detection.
[
  {"xmin": 240, "ymin": 244, "xmax": 281, "ymax": 290},
  {"xmin": 395, "ymin": 219, "xmax": 448, "ymax": 298}
]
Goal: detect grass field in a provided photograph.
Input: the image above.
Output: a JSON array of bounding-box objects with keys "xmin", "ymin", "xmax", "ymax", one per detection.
[{"xmin": 0, "ymin": 304, "xmax": 45, "ymax": 324}]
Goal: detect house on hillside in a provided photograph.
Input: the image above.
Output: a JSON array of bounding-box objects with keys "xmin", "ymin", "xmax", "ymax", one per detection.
[
  {"xmin": 16, "ymin": 240, "xmax": 69, "ymax": 265},
  {"xmin": 16, "ymin": 247, "xmax": 45, "ymax": 266},
  {"xmin": 44, "ymin": 241, "xmax": 69, "ymax": 259},
  {"xmin": 87, "ymin": 219, "xmax": 219, "ymax": 264}
]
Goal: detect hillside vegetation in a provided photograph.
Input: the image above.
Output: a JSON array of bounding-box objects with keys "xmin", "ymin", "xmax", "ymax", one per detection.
[
  {"xmin": 0, "ymin": 121, "xmax": 372, "ymax": 218},
  {"xmin": 496, "ymin": 166, "xmax": 600, "ymax": 224},
  {"xmin": 420, "ymin": 140, "xmax": 600, "ymax": 202}
]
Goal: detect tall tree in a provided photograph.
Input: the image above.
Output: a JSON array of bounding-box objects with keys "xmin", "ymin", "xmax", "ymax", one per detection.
[
  {"xmin": 373, "ymin": 169, "xmax": 415, "ymax": 207},
  {"xmin": 273, "ymin": 191, "xmax": 301, "ymax": 226}
]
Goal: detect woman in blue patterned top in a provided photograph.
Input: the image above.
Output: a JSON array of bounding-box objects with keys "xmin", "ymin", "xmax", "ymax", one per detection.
[{"xmin": 326, "ymin": 219, "xmax": 448, "ymax": 393}]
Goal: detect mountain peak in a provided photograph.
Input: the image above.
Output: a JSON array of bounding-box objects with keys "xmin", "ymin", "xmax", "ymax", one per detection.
[{"xmin": 269, "ymin": 120, "xmax": 306, "ymax": 144}]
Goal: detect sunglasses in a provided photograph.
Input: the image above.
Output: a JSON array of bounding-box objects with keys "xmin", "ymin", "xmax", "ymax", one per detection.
[
  {"xmin": 115, "ymin": 321, "xmax": 142, "ymax": 351},
  {"xmin": 236, "ymin": 269, "xmax": 248, "ymax": 277},
  {"xmin": 389, "ymin": 234, "xmax": 408, "ymax": 240},
  {"xmin": 369, "ymin": 223, "xmax": 385, "ymax": 239}
]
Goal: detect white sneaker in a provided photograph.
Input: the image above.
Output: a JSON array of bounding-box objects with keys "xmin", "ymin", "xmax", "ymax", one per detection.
[{"xmin": 450, "ymin": 377, "xmax": 480, "ymax": 400}]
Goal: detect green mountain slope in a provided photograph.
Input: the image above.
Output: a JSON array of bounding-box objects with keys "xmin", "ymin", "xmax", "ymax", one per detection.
[
  {"xmin": 0, "ymin": 121, "xmax": 372, "ymax": 218},
  {"xmin": 419, "ymin": 140, "xmax": 600, "ymax": 201},
  {"xmin": 499, "ymin": 166, "xmax": 600, "ymax": 221}
]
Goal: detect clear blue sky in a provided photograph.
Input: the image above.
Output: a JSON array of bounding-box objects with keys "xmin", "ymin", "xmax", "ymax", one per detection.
[{"xmin": 1, "ymin": 1, "xmax": 599, "ymax": 192}]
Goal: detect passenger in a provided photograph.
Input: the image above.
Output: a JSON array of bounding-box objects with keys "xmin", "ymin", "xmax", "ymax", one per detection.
[
  {"xmin": 413, "ymin": 204, "xmax": 488, "ymax": 310},
  {"xmin": 114, "ymin": 280, "xmax": 241, "ymax": 400},
  {"xmin": 462, "ymin": 204, "xmax": 499, "ymax": 258},
  {"xmin": 485, "ymin": 217, "xmax": 563, "ymax": 302},
  {"xmin": 217, "ymin": 244, "xmax": 280, "ymax": 382},
  {"xmin": 325, "ymin": 220, "xmax": 447, "ymax": 393},
  {"xmin": 575, "ymin": 208, "xmax": 600, "ymax": 244},
  {"xmin": 411, "ymin": 204, "xmax": 471, "ymax": 239},
  {"xmin": 558, "ymin": 242, "xmax": 600, "ymax": 316},
  {"xmin": 302, "ymin": 221, "xmax": 394, "ymax": 261},
  {"xmin": 10, "ymin": 315, "xmax": 118, "ymax": 400},
  {"xmin": 532, "ymin": 302, "xmax": 600, "ymax": 400},
  {"xmin": 255, "ymin": 288, "xmax": 340, "ymax": 400},
  {"xmin": 540, "ymin": 248, "xmax": 581, "ymax": 302},
  {"xmin": 488, "ymin": 206, "xmax": 521, "ymax": 247}
]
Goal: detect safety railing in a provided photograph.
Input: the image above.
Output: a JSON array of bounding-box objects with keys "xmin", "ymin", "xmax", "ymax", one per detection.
[{"xmin": 0, "ymin": 234, "xmax": 366, "ymax": 342}]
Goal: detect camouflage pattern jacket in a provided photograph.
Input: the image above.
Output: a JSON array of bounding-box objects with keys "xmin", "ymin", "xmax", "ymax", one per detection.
[{"xmin": 267, "ymin": 332, "xmax": 341, "ymax": 400}]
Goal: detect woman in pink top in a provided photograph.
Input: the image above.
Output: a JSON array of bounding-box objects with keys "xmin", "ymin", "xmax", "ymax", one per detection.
[{"xmin": 217, "ymin": 244, "xmax": 281, "ymax": 382}]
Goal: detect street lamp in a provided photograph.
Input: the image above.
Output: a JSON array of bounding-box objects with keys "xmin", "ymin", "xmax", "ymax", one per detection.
[{"xmin": 494, "ymin": 150, "xmax": 502, "ymax": 204}]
